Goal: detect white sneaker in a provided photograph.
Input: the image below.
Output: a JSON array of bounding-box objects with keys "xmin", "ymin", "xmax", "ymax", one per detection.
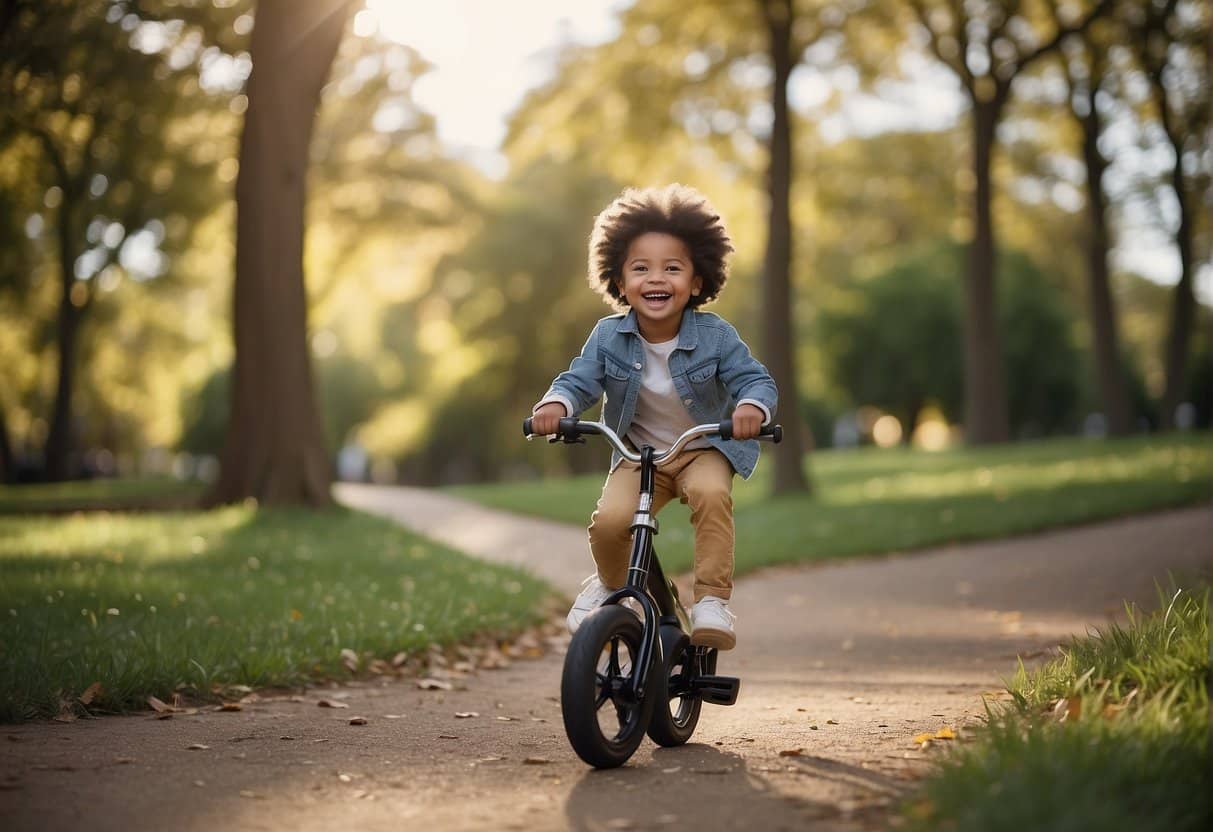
[
  {"xmin": 566, "ymin": 574, "xmax": 613, "ymax": 634},
  {"xmin": 690, "ymin": 596, "xmax": 736, "ymax": 650}
]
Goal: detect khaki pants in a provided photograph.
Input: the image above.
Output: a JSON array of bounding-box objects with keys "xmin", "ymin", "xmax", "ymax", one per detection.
[{"xmin": 587, "ymin": 448, "xmax": 735, "ymax": 602}]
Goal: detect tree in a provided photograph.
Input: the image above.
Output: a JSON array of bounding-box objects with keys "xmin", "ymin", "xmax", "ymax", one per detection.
[
  {"xmin": 899, "ymin": 0, "xmax": 1110, "ymax": 443},
  {"xmin": 821, "ymin": 242, "xmax": 1085, "ymax": 438},
  {"xmin": 0, "ymin": 0, "xmax": 238, "ymax": 480},
  {"xmin": 208, "ymin": 0, "xmax": 356, "ymax": 507},
  {"xmin": 1053, "ymin": 12, "xmax": 1134, "ymax": 434},
  {"xmin": 1123, "ymin": 0, "xmax": 1209, "ymax": 428},
  {"xmin": 757, "ymin": 0, "xmax": 812, "ymax": 492}
]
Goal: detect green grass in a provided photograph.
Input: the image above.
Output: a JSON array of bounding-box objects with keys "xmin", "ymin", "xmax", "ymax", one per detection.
[
  {"xmin": 450, "ymin": 432, "xmax": 1212, "ymax": 576},
  {"xmin": 901, "ymin": 585, "xmax": 1211, "ymax": 831},
  {"xmin": 0, "ymin": 477, "xmax": 204, "ymax": 513},
  {"xmin": 0, "ymin": 505, "xmax": 551, "ymax": 721}
]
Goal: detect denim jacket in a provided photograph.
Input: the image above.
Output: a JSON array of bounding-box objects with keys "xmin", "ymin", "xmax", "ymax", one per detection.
[{"xmin": 540, "ymin": 307, "xmax": 778, "ymax": 479}]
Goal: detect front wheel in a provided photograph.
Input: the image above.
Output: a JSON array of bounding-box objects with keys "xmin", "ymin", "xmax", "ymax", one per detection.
[
  {"xmin": 561, "ymin": 605, "xmax": 654, "ymax": 768},
  {"xmin": 647, "ymin": 630, "xmax": 702, "ymax": 746}
]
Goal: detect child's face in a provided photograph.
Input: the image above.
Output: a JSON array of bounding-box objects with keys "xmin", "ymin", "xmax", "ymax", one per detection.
[{"xmin": 615, "ymin": 232, "xmax": 703, "ymax": 340}]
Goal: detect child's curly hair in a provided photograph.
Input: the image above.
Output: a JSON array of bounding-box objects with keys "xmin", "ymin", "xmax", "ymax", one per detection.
[{"xmin": 588, "ymin": 184, "xmax": 733, "ymax": 310}]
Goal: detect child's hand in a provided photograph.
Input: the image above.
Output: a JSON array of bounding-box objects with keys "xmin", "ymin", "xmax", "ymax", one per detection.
[
  {"xmin": 531, "ymin": 402, "xmax": 568, "ymax": 436},
  {"xmin": 730, "ymin": 403, "xmax": 765, "ymax": 440}
]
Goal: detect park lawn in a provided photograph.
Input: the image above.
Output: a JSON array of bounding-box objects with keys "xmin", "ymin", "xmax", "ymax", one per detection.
[
  {"xmin": 0, "ymin": 505, "xmax": 551, "ymax": 721},
  {"xmin": 0, "ymin": 477, "xmax": 204, "ymax": 513},
  {"xmin": 449, "ymin": 432, "xmax": 1212, "ymax": 577},
  {"xmin": 900, "ymin": 584, "xmax": 1211, "ymax": 831}
]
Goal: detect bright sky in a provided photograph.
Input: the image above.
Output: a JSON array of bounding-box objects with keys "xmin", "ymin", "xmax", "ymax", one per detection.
[
  {"xmin": 355, "ymin": 0, "xmax": 1203, "ymax": 297},
  {"xmin": 358, "ymin": 0, "xmax": 630, "ymax": 176}
]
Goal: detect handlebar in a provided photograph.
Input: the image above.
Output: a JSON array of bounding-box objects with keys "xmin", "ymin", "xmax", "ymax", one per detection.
[{"xmin": 522, "ymin": 417, "xmax": 782, "ymax": 465}]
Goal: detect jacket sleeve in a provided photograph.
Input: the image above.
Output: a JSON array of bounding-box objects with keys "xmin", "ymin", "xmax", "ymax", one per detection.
[
  {"xmin": 539, "ymin": 322, "xmax": 606, "ymax": 418},
  {"xmin": 718, "ymin": 323, "xmax": 778, "ymax": 420}
]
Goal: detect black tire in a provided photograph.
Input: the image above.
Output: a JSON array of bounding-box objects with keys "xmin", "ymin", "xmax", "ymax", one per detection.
[
  {"xmin": 647, "ymin": 629, "xmax": 702, "ymax": 747},
  {"xmin": 561, "ymin": 605, "xmax": 654, "ymax": 768}
]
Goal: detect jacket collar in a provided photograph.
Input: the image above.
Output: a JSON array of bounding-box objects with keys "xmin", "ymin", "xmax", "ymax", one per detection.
[{"xmin": 618, "ymin": 307, "xmax": 699, "ymax": 351}]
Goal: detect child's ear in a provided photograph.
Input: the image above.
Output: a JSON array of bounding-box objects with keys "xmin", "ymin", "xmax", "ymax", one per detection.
[{"xmin": 691, "ymin": 276, "xmax": 704, "ymax": 297}]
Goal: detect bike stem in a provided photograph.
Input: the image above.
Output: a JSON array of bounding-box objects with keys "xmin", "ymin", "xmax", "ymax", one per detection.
[{"xmin": 602, "ymin": 445, "xmax": 686, "ymax": 703}]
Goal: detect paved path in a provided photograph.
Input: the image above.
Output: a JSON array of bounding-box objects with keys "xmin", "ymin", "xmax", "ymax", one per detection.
[
  {"xmin": 335, "ymin": 483, "xmax": 592, "ymax": 596},
  {"xmin": 1, "ymin": 493, "xmax": 1209, "ymax": 832}
]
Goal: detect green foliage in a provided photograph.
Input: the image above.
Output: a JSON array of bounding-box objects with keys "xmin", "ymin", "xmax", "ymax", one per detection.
[
  {"xmin": 0, "ymin": 505, "xmax": 551, "ymax": 721},
  {"xmin": 451, "ymin": 432, "xmax": 1212, "ymax": 576},
  {"xmin": 902, "ymin": 586, "xmax": 1211, "ymax": 831},
  {"xmin": 820, "ymin": 242, "xmax": 1086, "ymax": 436}
]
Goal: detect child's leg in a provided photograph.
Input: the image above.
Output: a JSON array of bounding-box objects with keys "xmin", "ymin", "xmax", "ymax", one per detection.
[
  {"xmin": 588, "ymin": 461, "xmax": 676, "ymax": 588},
  {"xmin": 673, "ymin": 450, "xmax": 735, "ymax": 602}
]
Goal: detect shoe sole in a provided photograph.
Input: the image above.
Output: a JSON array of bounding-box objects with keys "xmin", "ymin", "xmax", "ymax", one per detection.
[{"xmin": 690, "ymin": 627, "xmax": 736, "ymax": 651}]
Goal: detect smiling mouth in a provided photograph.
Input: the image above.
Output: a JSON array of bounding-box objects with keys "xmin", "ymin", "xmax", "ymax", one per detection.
[{"xmin": 641, "ymin": 292, "xmax": 672, "ymax": 302}]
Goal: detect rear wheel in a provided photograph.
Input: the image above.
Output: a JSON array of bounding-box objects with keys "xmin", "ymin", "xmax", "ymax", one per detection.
[
  {"xmin": 561, "ymin": 606, "xmax": 654, "ymax": 768},
  {"xmin": 646, "ymin": 630, "xmax": 701, "ymax": 747}
]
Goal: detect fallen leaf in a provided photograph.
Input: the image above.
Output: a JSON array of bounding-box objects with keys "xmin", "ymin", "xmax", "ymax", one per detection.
[
  {"xmin": 340, "ymin": 648, "xmax": 359, "ymax": 673},
  {"xmin": 438, "ymin": 734, "xmax": 459, "ymax": 739},
  {"xmin": 217, "ymin": 702, "xmax": 243, "ymax": 712},
  {"xmin": 383, "ymin": 714, "xmax": 405, "ymax": 719},
  {"xmin": 416, "ymin": 678, "xmax": 453, "ymax": 691},
  {"xmin": 390, "ymin": 651, "xmax": 408, "ymax": 667},
  {"xmin": 79, "ymin": 682, "xmax": 103, "ymax": 705},
  {"xmin": 934, "ymin": 726, "xmax": 956, "ymax": 740},
  {"xmin": 495, "ymin": 715, "xmax": 517, "ymax": 722},
  {"xmin": 349, "ymin": 717, "xmax": 368, "ymax": 726},
  {"xmin": 454, "ymin": 712, "xmax": 479, "ymax": 719},
  {"xmin": 316, "ymin": 699, "xmax": 349, "ymax": 709},
  {"xmin": 337, "ymin": 773, "xmax": 353, "ymax": 783},
  {"xmin": 114, "ymin": 756, "xmax": 135, "ymax": 764},
  {"xmin": 1054, "ymin": 697, "xmax": 1082, "ymax": 722},
  {"xmin": 778, "ymin": 749, "xmax": 805, "ymax": 757},
  {"xmin": 186, "ymin": 743, "xmax": 210, "ymax": 751},
  {"xmin": 147, "ymin": 696, "xmax": 172, "ymax": 713},
  {"xmin": 826, "ymin": 719, "xmax": 839, "ymax": 725},
  {"xmin": 523, "ymin": 757, "xmax": 551, "ymax": 765},
  {"xmin": 280, "ymin": 736, "xmax": 296, "ymax": 740}
]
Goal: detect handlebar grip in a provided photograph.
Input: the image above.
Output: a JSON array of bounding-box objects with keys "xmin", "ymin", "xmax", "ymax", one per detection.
[
  {"xmin": 717, "ymin": 420, "xmax": 783, "ymax": 443},
  {"xmin": 523, "ymin": 415, "xmax": 584, "ymax": 439}
]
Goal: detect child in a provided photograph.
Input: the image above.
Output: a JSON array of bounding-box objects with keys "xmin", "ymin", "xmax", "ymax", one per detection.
[{"xmin": 531, "ymin": 184, "xmax": 778, "ymax": 650}]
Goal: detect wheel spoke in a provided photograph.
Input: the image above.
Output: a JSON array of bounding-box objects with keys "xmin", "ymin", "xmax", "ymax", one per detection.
[{"xmin": 607, "ymin": 638, "xmax": 622, "ymax": 676}]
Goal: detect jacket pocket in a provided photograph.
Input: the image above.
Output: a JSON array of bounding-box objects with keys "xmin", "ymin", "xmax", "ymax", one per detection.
[
  {"xmin": 604, "ymin": 356, "xmax": 631, "ymax": 381},
  {"xmin": 686, "ymin": 359, "xmax": 718, "ymax": 384}
]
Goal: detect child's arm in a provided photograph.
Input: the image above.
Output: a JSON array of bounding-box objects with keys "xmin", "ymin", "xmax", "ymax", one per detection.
[
  {"xmin": 531, "ymin": 323, "xmax": 607, "ymax": 431},
  {"xmin": 717, "ymin": 322, "xmax": 778, "ymax": 428}
]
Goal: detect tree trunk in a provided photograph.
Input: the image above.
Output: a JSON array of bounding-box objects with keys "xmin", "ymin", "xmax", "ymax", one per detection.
[
  {"xmin": 758, "ymin": 0, "xmax": 810, "ymax": 494},
  {"xmin": 0, "ymin": 399, "xmax": 14, "ymax": 484},
  {"xmin": 1080, "ymin": 100, "xmax": 1133, "ymax": 435},
  {"xmin": 1159, "ymin": 147, "xmax": 1196, "ymax": 429},
  {"xmin": 44, "ymin": 200, "xmax": 82, "ymax": 481},
  {"xmin": 207, "ymin": 0, "xmax": 354, "ymax": 507},
  {"xmin": 962, "ymin": 97, "xmax": 1010, "ymax": 445}
]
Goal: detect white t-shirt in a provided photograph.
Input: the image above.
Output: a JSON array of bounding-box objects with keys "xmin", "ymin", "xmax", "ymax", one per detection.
[{"xmin": 627, "ymin": 336, "xmax": 709, "ymax": 454}]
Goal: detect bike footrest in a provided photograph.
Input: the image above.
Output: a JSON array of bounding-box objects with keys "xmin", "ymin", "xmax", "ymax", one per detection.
[{"xmin": 691, "ymin": 674, "xmax": 740, "ymax": 706}]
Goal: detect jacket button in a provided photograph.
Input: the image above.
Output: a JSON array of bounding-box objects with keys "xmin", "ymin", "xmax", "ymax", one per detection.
[{"xmin": 633, "ymin": 362, "xmax": 642, "ymax": 370}]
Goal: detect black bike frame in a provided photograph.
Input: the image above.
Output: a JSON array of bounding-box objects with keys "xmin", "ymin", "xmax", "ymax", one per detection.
[{"xmin": 600, "ymin": 445, "xmax": 686, "ymax": 702}]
